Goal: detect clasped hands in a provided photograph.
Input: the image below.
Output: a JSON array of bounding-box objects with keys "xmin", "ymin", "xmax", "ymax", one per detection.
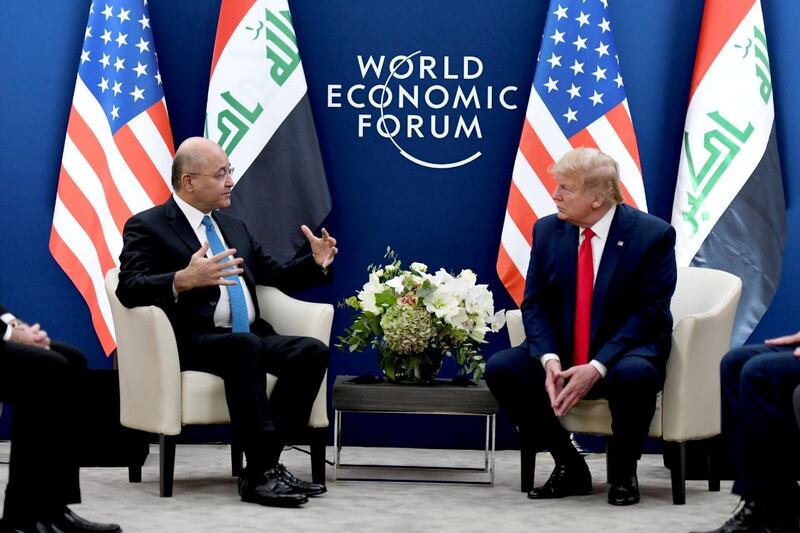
[
  {"xmin": 174, "ymin": 226, "xmax": 338, "ymax": 293},
  {"xmin": 9, "ymin": 321, "xmax": 51, "ymax": 350},
  {"xmin": 544, "ymin": 359, "xmax": 602, "ymax": 417}
]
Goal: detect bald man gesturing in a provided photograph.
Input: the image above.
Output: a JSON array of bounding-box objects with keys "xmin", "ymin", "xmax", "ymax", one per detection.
[{"xmin": 117, "ymin": 138, "xmax": 337, "ymax": 508}]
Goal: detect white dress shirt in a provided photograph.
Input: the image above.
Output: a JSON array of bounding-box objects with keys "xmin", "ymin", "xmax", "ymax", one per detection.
[
  {"xmin": 173, "ymin": 194, "xmax": 256, "ymax": 328},
  {"xmin": 541, "ymin": 204, "xmax": 617, "ymax": 378}
]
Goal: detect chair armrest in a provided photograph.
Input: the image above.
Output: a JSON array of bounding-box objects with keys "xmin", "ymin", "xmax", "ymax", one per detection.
[
  {"xmin": 105, "ymin": 270, "xmax": 183, "ymax": 435},
  {"xmin": 256, "ymin": 286, "xmax": 334, "ymax": 344},
  {"xmin": 506, "ymin": 310, "xmax": 524, "ymax": 346},
  {"xmin": 256, "ymin": 286, "xmax": 333, "ymax": 428},
  {"xmin": 661, "ymin": 288, "xmax": 741, "ymax": 441}
]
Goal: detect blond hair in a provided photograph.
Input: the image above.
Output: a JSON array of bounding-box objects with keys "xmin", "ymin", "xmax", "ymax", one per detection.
[{"xmin": 550, "ymin": 147, "xmax": 624, "ymax": 204}]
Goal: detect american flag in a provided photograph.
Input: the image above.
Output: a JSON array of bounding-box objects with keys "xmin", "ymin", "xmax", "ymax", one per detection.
[
  {"xmin": 497, "ymin": 0, "xmax": 647, "ymax": 305},
  {"xmin": 50, "ymin": 0, "xmax": 173, "ymax": 355}
]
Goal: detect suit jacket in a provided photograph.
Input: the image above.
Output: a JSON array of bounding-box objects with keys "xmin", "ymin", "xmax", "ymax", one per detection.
[
  {"xmin": 521, "ymin": 203, "xmax": 677, "ymax": 372},
  {"xmin": 116, "ymin": 196, "xmax": 328, "ymax": 338}
]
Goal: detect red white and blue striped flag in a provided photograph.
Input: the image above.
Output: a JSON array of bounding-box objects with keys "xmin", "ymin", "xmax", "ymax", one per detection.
[
  {"xmin": 50, "ymin": 0, "xmax": 174, "ymax": 354},
  {"xmin": 497, "ymin": 0, "xmax": 646, "ymax": 305}
]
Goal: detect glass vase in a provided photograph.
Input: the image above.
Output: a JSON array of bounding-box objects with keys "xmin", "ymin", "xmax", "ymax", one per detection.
[{"xmin": 379, "ymin": 347, "xmax": 445, "ymax": 384}]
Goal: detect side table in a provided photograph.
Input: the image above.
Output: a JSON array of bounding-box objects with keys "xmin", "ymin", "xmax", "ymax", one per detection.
[{"xmin": 332, "ymin": 375, "xmax": 499, "ymax": 485}]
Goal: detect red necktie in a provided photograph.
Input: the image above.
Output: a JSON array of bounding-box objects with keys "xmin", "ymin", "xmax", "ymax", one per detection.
[{"xmin": 573, "ymin": 227, "xmax": 595, "ymax": 366}]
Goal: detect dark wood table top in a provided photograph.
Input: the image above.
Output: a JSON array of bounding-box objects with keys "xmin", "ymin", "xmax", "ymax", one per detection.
[{"xmin": 332, "ymin": 375, "xmax": 498, "ymax": 415}]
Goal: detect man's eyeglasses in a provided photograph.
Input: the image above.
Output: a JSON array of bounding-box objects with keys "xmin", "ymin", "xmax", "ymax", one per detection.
[{"xmin": 187, "ymin": 167, "xmax": 235, "ymax": 180}]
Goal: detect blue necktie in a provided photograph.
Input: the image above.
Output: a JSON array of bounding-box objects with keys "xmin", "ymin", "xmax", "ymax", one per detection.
[{"xmin": 201, "ymin": 215, "xmax": 249, "ymax": 333}]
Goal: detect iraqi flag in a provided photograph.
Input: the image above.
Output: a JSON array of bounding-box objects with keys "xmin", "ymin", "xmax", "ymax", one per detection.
[
  {"xmin": 671, "ymin": 0, "xmax": 786, "ymax": 345},
  {"xmin": 206, "ymin": 0, "xmax": 331, "ymax": 263}
]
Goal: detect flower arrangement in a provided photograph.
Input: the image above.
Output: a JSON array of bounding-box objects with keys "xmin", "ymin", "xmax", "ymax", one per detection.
[{"xmin": 337, "ymin": 249, "xmax": 505, "ymax": 382}]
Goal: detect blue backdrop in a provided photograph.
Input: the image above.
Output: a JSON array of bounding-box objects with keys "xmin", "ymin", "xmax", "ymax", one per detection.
[{"xmin": 1, "ymin": 0, "xmax": 798, "ymax": 448}]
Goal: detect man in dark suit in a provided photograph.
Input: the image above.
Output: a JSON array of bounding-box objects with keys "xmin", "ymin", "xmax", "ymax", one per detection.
[
  {"xmin": 0, "ymin": 305, "xmax": 121, "ymax": 532},
  {"xmin": 692, "ymin": 334, "xmax": 800, "ymax": 533},
  {"xmin": 116, "ymin": 137, "xmax": 337, "ymax": 508},
  {"xmin": 485, "ymin": 147, "xmax": 676, "ymax": 506}
]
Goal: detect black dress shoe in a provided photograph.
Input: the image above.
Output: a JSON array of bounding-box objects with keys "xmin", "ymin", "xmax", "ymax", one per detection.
[
  {"xmin": 527, "ymin": 462, "xmax": 593, "ymax": 499},
  {"xmin": 608, "ymin": 474, "xmax": 640, "ymax": 506},
  {"xmin": 48, "ymin": 508, "xmax": 121, "ymax": 533},
  {"xmin": 1, "ymin": 520, "xmax": 57, "ymax": 533},
  {"xmin": 238, "ymin": 467, "xmax": 308, "ymax": 507},
  {"xmin": 690, "ymin": 498, "xmax": 799, "ymax": 533},
  {"xmin": 274, "ymin": 464, "xmax": 327, "ymax": 496}
]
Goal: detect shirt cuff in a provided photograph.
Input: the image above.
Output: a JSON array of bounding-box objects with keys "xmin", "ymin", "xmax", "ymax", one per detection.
[
  {"xmin": 589, "ymin": 359, "xmax": 607, "ymax": 378},
  {"xmin": 540, "ymin": 353, "xmax": 560, "ymax": 368},
  {"xmin": 2, "ymin": 313, "xmax": 15, "ymax": 341}
]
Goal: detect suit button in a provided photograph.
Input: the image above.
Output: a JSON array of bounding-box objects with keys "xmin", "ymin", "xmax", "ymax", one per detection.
[{"xmin": 210, "ymin": 300, "xmax": 217, "ymax": 306}]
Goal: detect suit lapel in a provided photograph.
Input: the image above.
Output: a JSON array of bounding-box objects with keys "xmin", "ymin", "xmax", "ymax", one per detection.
[
  {"xmin": 590, "ymin": 205, "xmax": 630, "ymax": 341},
  {"xmin": 558, "ymin": 222, "xmax": 579, "ymax": 345},
  {"xmin": 165, "ymin": 197, "xmax": 202, "ymax": 254}
]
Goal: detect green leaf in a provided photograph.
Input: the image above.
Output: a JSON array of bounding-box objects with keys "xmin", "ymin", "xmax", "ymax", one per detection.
[{"xmin": 375, "ymin": 288, "xmax": 397, "ymax": 308}]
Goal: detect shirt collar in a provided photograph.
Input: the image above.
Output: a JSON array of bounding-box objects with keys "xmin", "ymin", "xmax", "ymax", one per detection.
[
  {"xmin": 586, "ymin": 203, "xmax": 617, "ymax": 241},
  {"xmin": 173, "ymin": 193, "xmax": 212, "ymax": 231}
]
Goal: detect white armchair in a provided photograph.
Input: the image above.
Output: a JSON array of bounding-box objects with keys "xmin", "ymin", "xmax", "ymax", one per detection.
[
  {"xmin": 104, "ymin": 268, "xmax": 333, "ymax": 497},
  {"xmin": 506, "ymin": 266, "xmax": 742, "ymax": 504}
]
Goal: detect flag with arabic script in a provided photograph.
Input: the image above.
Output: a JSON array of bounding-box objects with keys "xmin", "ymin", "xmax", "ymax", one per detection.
[
  {"xmin": 671, "ymin": 0, "xmax": 785, "ymax": 345},
  {"xmin": 206, "ymin": 0, "xmax": 331, "ymax": 263}
]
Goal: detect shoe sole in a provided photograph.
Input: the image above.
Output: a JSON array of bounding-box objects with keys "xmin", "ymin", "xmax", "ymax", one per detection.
[
  {"xmin": 527, "ymin": 489, "xmax": 593, "ymax": 500},
  {"xmin": 241, "ymin": 494, "xmax": 309, "ymax": 507},
  {"xmin": 607, "ymin": 497, "xmax": 640, "ymax": 506}
]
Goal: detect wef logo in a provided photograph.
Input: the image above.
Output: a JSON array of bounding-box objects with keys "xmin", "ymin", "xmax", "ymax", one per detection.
[{"xmin": 327, "ymin": 51, "xmax": 519, "ymax": 169}]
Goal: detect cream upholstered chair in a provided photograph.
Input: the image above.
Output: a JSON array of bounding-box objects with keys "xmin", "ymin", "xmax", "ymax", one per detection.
[
  {"xmin": 505, "ymin": 266, "xmax": 742, "ymax": 504},
  {"xmin": 104, "ymin": 268, "xmax": 332, "ymax": 497}
]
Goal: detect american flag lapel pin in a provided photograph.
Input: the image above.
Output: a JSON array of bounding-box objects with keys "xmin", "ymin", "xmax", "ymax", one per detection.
[{"xmin": 617, "ymin": 240, "xmax": 624, "ymax": 247}]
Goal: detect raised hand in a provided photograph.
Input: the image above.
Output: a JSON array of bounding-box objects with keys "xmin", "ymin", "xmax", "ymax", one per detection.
[
  {"xmin": 301, "ymin": 225, "xmax": 338, "ymax": 268},
  {"xmin": 174, "ymin": 241, "xmax": 244, "ymax": 293},
  {"xmin": 765, "ymin": 330, "xmax": 800, "ymax": 356}
]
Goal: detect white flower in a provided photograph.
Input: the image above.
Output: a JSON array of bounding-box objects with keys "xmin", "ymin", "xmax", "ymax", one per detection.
[
  {"xmin": 444, "ymin": 306, "xmax": 471, "ymax": 332},
  {"xmin": 469, "ymin": 322, "xmax": 489, "ymax": 342},
  {"xmin": 491, "ymin": 310, "xmax": 506, "ymax": 332},
  {"xmin": 458, "ymin": 269, "xmax": 477, "ymax": 286},
  {"xmin": 410, "ymin": 262, "xmax": 428, "ymax": 273},
  {"xmin": 424, "ymin": 287, "xmax": 460, "ymax": 319},
  {"xmin": 385, "ymin": 275, "xmax": 406, "ymax": 294},
  {"xmin": 431, "ymin": 268, "xmax": 454, "ymax": 285},
  {"xmin": 465, "ymin": 284, "xmax": 494, "ymax": 318},
  {"xmin": 445, "ymin": 276, "xmax": 470, "ymax": 298},
  {"xmin": 357, "ymin": 272, "xmax": 384, "ymax": 315}
]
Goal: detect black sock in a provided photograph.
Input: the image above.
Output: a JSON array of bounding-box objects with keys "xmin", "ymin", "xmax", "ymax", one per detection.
[{"xmin": 549, "ymin": 436, "xmax": 584, "ymax": 468}]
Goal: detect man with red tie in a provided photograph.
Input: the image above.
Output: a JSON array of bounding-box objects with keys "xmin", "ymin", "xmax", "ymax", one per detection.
[{"xmin": 485, "ymin": 147, "xmax": 677, "ymax": 506}]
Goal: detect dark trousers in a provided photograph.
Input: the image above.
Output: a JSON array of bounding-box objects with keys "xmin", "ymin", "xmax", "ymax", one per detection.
[
  {"xmin": 178, "ymin": 319, "xmax": 328, "ymax": 477},
  {"xmin": 485, "ymin": 346, "xmax": 662, "ymax": 479},
  {"xmin": 720, "ymin": 344, "xmax": 800, "ymax": 501},
  {"xmin": 0, "ymin": 341, "xmax": 87, "ymax": 523}
]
